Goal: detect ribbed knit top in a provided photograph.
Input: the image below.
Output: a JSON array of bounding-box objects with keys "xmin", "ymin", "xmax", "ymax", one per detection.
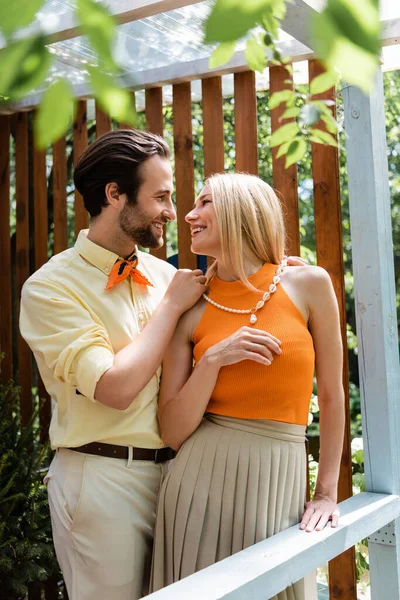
[{"xmin": 193, "ymin": 263, "xmax": 315, "ymax": 426}]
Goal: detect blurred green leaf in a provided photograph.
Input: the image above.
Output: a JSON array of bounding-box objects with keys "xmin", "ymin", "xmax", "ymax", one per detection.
[
  {"xmin": 244, "ymin": 38, "xmax": 266, "ymax": 72},
  {"xmin": 309, "ymin": 128, "xmax": 338, "ymax": 147},
  {"xmin": 321, "ymin": 113, "xmax": 338, "ymax": 134},
  {"xmin": 88, "ymin": 66, "xmax": 136, "ymax": 125},
  {"xmin": 0, "ymin": 0, "xmax": 45, "ymax": 38},
  {"xmin": 205, "ymin": 0, "xmax": 278, "ymax": 43},
  {"xmin": 310, "ymin": 70, "xmax": 339, "ymax": 95},
  {"xmin": 281, "ymin": 106, "xmax": 300, "ymax": 119},
  {"xmin": 276, "ymin": 140, "xmax": 291, "ymax": 159},
  {"xmin": 285, "ymin": 138, "xmax": 307, "ymax": 167},
  {"xmin": 77, "ymin": 0, "xmax": 118, "ymax": 72},
  {"xmin": 270, "ymin": 122, "xmax": 299, "ymax": 148},
  {"xmin": 312, "ymin": 8, "xmax": 379, "ymax": 92},
  {"xmin": 260, "ymin": 0, "xmax": 286, "ymax": 39},
  {"xmin": 0, "ymin": 35, "xmax": 52, "ymax": 100},
  {"xmin": 269, "ymin": 89, "xmax": 294, "ymax": 109},
  {"xmin": 327, "ymin": 0, "xmax": 380, "ymax": 55},
  {"xmin": 35, "ymin": 80, "xmax": 75, "ymax": 149},
  {"xmin": 209, "ymin": 41, "xmax": 236, "ymax": 68}
]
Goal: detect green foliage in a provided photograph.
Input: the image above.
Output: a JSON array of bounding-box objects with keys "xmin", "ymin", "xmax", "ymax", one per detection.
[
  {"xmin": 0, "ymin": 0, "xmax": 45, "ymax": 38},
  {"xmin": 35, "ymin": 80, "xmax": 75, "ymax": 149},
  {"xmin": 76, "ymin": 0, "xmax": 118, "ymax": 72},
  {"xmin": 244, "ymin": 37, "xmax": 267, "ymax": 72},
  {"xmin": 209, "ymin": 41, "xmax": 236, "ymax": 69},
  {"xmin": 88, "ymin": 67, "xmax": 136, "ymax": 126},
  {"xmin": 0, "ymin": 373, "xmax": 58, "ymax": 598}
]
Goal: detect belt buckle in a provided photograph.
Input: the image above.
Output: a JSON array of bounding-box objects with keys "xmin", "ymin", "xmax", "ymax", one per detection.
[{"xmin": 154, "ymin": 448, "xmax": 161, "ymax": 463}]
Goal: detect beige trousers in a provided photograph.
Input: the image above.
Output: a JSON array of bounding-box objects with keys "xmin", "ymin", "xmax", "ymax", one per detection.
[{"xmin": 46, "ymin": 448, "xmax": 164, "ymax": 600}]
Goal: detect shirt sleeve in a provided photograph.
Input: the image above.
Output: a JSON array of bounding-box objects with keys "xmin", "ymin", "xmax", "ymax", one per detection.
[{"xmin": 20, "ymin": 277, "xmax": 115, "ymax": 402}]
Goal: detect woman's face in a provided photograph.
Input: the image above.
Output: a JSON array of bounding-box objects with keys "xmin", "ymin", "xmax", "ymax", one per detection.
[{"xmin": 185, "ymin": 185, "xmax": 221, "ymax": 258}]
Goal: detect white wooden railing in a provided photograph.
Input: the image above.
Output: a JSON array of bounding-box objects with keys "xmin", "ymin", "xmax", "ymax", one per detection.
[{"xmin": 147, "ymin": 493, "xmax": 400, "ymax": 599}]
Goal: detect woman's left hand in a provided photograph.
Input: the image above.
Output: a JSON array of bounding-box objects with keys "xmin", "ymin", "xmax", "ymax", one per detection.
[{"xmin": 300, "ymin": 494, "xmax": 340, "ymax": 532}]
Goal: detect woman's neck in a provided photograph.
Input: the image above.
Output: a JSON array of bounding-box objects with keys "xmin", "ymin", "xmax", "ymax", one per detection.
[{"xmin": 216, "ymin": 256, "xmax": 265, "ymax": 282}]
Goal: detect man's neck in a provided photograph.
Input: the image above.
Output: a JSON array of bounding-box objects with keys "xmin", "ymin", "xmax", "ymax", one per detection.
[{"xmin": 87, "ymin": 221, "xmax": 137, "ymax": 259}]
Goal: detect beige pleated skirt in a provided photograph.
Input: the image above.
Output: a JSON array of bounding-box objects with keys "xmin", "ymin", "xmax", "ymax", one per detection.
[{"xmin": 150, "ymin": 414, "xmax": 307, "ymax": 599}]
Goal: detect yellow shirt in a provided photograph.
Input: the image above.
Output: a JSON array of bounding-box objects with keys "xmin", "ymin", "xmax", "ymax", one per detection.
[{"xmin": 19, "ymin": 230, "xmax": 176, "ymax": 450}]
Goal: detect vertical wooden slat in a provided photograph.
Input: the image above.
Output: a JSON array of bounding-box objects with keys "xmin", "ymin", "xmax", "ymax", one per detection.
[
  {"xmin": 309, "ymin": 59, "xmax": 357, "ymax": 600},
  {"xmin": 95, "ymin": 103, "xmax": 112, "ymax": 138},
  {"xmin": 73, "ymin": 101, "xmax": 88, "ymax": 238},
  {"xmin": 33, "ymin": 134, "xmax": 51, "ymax": 441},
  {"xmin": 146, "ymin": 88, "xmax": 164, "ymax": 136},
  {"xmin": 53, "ymin": 138, "xmax": 68, "ymax": 255},
  {"xmin": 173, "ymin": 83, "xmax": 197, "ymax": 270},
  {"xmin": 0, "ymin": 115, "xmax": 12, "ymax": 383},
  {"xmin": 120, "ymin": 91, "xmax": 136, "ymax": 130},
  {"xmin": 234, "ymin": 71, "xmax": 258, "ymax": 174},
  {"xmin": 16, "ymin": 112, "xmax": 33, "ymax": 426},
  {"xmin": 202, "ymin": 77, "xmax": 225, "ymax": 178},
  {"xmin": 145, "ymin": 88, "xmax": 167, "ymax": 261},
  {"xmin": 270, "ymin": 65, "xmax": 300, "ymax": 256}
]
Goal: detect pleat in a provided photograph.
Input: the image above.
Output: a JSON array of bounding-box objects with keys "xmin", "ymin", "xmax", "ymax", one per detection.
[{"xmin": 150, "ymin": 415, "xmax": 308, "ymax": 599}]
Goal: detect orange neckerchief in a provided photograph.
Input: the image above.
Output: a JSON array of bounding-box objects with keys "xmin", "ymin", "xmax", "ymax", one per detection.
[{"xmin": 105, "ymin": 256, "xmax": 154, "ymax": 290}]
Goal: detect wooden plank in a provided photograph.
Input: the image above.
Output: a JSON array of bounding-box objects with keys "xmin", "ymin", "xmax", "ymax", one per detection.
[
  {"xmin": 119, "ymin": 92, "xmax": 137, "ymax": 130},
  {"xmin": 145, "ymin": 88, "xmax": 167, "ymax": 261},
  {"xmin": 73, "ymin": 100, "xmax": 88, "ymax": 238},
  {"xmin": 95, "ymin": 103, "xmax": 112, "ymax": 138},
  {"xmin": 234, "ymin": 71, "xmax": 258, "ymax": 174},
  {"xmin": 172, "ymin": 83, "xmax": 197, "ymax": 270},
  {"xmin": 52, "ymin": 138, "xmax": 68, "ymax": 255},
  {"xmin": 33, "ymin": 128, "xmax": 51, "ymax": 441},
  {"xmin": 269, "ymin": 65, "xmax": 300, "ymax": 257},
  {"xmin": 0, "ymin": 115, "xmax": 12, "ymax": 383},
  {"xmin": 202, "ymin": 77, "xmax": 224, "ymax": 178},
  {"xmin": 308, "ymin": 59, "xmax": 357, "ymax": 599},
  {"xmin": 343, "ymin": 68, "xmax": 400, "ymax": 599},
  {"xmin": 147, "ymin": 493, "xmax": 400, "ymax": 600},
  {"xmin": 15, "ymin": 112, "xmax": 33, "ymax": 426}
]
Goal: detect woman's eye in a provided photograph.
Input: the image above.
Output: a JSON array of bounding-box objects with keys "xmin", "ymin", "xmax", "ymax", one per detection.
[{"xmin": 202, "ymin": 200, "xmax": 211, "ymax": 205}]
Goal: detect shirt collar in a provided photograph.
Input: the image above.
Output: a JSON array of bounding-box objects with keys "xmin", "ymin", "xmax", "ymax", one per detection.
[{"xmin": 74, "ymin": 230, "xmax": 139, "ymax": 276}]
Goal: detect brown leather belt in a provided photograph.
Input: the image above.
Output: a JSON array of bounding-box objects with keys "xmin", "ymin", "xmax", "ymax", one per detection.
[{"xmin": 66, "ymin": 442, "xmax": 176, "ymax": 463}]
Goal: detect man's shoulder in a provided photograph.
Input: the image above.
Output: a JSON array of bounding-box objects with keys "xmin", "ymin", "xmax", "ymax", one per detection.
[
  {"xmin": 137, "ymin": 250, "xmax": 176, "ymax": 283},
  {"xmin": 23, "ymin": 247, "xmax": 78, "ymax": 292}
]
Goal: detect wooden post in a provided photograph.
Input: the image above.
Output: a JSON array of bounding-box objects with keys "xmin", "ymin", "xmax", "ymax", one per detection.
[
  {"xmin": 52, "ymin": 138, "xmax": 68, "ymax": 255},
  {"xmin": 15, "ymin": 112, "xmax": 33, "ymax": 426},
  {"xmin": 309, "ymin": 59, "xmax": 357, "ymax": 599},
  {"xmin": 270, "ymin": 65, "xmax": 300, "ymax": 256},
  {"xmin": 173, "ymin": 82, "xmax": 197, "ymax": 270},
  {"xmin": 343, "ymin": 70, "xmax": 400, "ymax": 597},
  {"xmin": 73, "ymin": 100, "xmax": 88, "ymax": 238},
  {"xmin": 202, "ymin": 77, "xmax": 225, "ymax": 178},
  {"xmin": 0, "ymin": 115, "xmax": 12, "ymax": 383},
  {"xmin": 146, "ymin": 87, "xmax": 167, "ymax": 261},
  {"xmin": 234, "ymin": 71, "xmax": 258, "ymax": 174}
]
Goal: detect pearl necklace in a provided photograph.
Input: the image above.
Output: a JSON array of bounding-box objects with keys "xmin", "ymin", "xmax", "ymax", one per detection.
[{"xmin": 202, "ymin": 260, "xmax": 286, "ymax": 325}]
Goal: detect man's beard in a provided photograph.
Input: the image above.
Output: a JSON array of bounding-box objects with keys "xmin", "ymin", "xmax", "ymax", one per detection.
[{"xmin": 119, "ymin": 203, "xmax": 165, "ymax": 249}]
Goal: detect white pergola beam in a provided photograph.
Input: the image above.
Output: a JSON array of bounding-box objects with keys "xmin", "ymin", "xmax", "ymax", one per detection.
[
  {"xmin": 145, "ymin": 493, "xmax": 400, "ymax": 600},
  {"xmin": 1, "ymin": 38, "xmax": 313, "ymax": 114},
  {"xmin": 279, "ymin": 0, "xmax": 316, "ymax": 49},
  {"xmin": 343, "ymin": 68, "xmax": 400, "ymax": 598}
]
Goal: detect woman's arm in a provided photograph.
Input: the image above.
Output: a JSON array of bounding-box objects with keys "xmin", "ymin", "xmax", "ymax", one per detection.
[
  {"xmin": 158, "ymin": 314, "xmax": 282, "ymax": 451},
  {"xmin": 300, "ymin": 267, "xmax": 345, "ymax": 532}
]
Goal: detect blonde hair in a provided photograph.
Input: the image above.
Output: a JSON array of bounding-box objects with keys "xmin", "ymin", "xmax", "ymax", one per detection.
[{"xmin": 205, "ymin": 172, "xmax": 285, "ymax": 292}]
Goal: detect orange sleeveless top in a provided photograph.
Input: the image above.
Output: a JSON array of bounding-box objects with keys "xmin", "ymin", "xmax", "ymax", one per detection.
[{"xmin": 193, "ymin": 263, "xmax": 315, "ymax": 426}]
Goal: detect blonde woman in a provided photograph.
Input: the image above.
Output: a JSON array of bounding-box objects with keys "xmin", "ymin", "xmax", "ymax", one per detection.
[{"xmin": 150, "ymin": 173, "xmax": 344, "ymax": 599}]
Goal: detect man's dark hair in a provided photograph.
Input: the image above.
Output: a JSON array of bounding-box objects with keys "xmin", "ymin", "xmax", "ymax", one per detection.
[{"xmin": 73, "ymin": 129, "xmax": 170, "ymax": 217}]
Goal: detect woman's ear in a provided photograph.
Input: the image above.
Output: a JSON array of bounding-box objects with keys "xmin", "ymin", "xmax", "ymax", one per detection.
[{"xmin": 105, "ymin": 182, "xmax": 122, "ymax": 209}]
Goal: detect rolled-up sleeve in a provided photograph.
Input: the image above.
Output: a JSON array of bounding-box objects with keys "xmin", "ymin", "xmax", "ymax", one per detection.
[{"xmin": 20, "ymin": 278, "xmax": 114, "ymax": 402}]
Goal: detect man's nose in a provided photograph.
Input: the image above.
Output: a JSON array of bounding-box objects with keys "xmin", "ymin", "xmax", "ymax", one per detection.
[{"xmin": 163, "ymin": 201, "xmax": 177, "ymax": 222}]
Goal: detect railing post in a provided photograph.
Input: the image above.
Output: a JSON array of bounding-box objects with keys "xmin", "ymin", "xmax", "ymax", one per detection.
[{"xmin": 343, "ymin": 69, "xmax": 400, "ymax": 598}]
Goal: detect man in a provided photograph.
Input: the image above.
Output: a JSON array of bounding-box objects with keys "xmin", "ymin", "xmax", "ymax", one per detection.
[{"xmin": 20, "ymin": 129, "xmax": 207, "ymax": 600}]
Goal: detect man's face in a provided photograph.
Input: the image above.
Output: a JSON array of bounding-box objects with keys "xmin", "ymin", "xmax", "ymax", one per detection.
[{"xmin": 119, "ymin": 155, "xmax": 175, "ymax": 248}]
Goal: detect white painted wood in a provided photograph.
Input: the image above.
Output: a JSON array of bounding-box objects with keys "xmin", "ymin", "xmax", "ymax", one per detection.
[
  {"xmin": 342, "ymin": 68, "xmax": 400, "ymax": 599},
  {"xmin": 279, "ymin": 0, "xmax": 316, "ymax": 49},
  {"xmin": 147, "ymin": 493, "xmax": 400, "ymax": 599},
  {"xmin": 1, "ymin": 38, "xmax": 313, "ymax": 114}
]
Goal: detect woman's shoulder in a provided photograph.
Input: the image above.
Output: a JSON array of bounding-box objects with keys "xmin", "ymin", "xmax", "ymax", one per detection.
[
  {"xmin": 283, "ymin": 264, "xmax": 331, "ymax": 286},
  {"xmin": 282, "ymin": 265, "xmax": 334, "ymax": 312}
]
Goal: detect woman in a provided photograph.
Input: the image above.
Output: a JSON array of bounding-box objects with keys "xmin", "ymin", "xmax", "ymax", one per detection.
[{"xmin": 150, "ymin": 173, "xmax": 344, "ymax": 599}]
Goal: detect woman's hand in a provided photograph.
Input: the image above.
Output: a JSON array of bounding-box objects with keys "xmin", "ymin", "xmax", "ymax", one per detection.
[
  {"xmin": 204, "ymin": 326, "xmax": 282, "ymax": 369},
  {"xmin": 300, "ymin": 493, "xmax": 340, "ymax": 532}
]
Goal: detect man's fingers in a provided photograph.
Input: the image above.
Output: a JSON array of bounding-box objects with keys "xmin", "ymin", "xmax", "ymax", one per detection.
[
  {"xmin": 331, "ymin": 510, "xmax": 340, "ymax": 528},
  {"xmin": 315, "ymin": 513, "xmax": 330, "ymax": 531},
  {"xmin": 300, "ymin": 506, "xmax": 315, "ymax": 530}
]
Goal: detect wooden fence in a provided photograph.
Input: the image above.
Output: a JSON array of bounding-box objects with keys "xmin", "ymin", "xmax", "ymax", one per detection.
[{"xmin": 0, "ymin": 59, "xmax": 356, "ymax": 598}]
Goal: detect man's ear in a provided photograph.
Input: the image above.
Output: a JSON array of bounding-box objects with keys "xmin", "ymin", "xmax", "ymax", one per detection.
[{"xmin": 105, "ymin": 182, "xmax": 122, "ymax": 209}]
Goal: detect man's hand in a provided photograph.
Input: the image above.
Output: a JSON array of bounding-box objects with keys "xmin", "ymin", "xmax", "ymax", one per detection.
[
  {"xmin": 164, "ymin": 269, "xmax": 207, "ymax": 315},
  {"xmin": 284, "ymin": 255, "xmax": 309, "ymax": 267}
]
